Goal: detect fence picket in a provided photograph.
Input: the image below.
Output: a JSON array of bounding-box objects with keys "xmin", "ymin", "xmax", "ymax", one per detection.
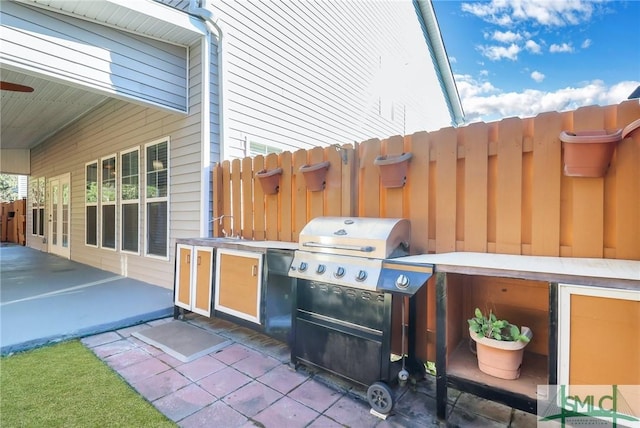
[
  {"xmin": 211, "ymin": 101, "xmax": 639, "ymax": 259},
  {"xmin": 572, "ymin": 106, "xmax": 606, "ymax": 257}
]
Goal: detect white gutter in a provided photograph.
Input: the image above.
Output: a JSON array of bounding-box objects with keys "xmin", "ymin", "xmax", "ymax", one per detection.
[
  {"xmin": 415, "ymin": 0, "xmax": 465, "ymax": 126},
  {"xmin": 189, "ymin": 0, "xmax": 225, "ymax": 237}
]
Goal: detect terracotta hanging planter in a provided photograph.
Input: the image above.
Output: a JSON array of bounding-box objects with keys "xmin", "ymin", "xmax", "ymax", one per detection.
[
  {"xmin": 300, "ymin": 161, "xmax": 330, "ymax": 191},
  {"xmin": 559, "ymin": 129, "xmax": 622, "ymax": 177},
  {"xmin": 374, "ymin": 152, "xmax": 412, "ymax": 188},
  {"xmin": 622, "ymin": 118, "xmax": 640, "ymax": 139},
  {"xmin": 255, "ymin": 167, "xmax": 283, "ymax": 195}
]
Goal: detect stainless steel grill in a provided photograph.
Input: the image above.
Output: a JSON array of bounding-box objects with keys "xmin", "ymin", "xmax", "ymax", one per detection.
[
  {"xmin": 288, "ymin": 216, "xmax": 433, "ymax": 415},
  {"xmin": 289, "ymin": 216, "xmax": 431, "ymax": 296}
]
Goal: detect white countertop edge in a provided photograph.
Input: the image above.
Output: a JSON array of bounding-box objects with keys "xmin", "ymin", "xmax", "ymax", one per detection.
[{"xmin": 396, "ymin": 252, "xmax": 640, "ymax": 282}]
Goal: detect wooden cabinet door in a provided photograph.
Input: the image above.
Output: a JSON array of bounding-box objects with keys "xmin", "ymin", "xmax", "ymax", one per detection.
[
  {"xmin": 215, "ymin": 249, "xmax": 263, "ymax": 324},
  {"xmin": 193, "ymin": 246, "xmax": 213, "ymax": 317},
  {"xmin": 559, "ymin": 284, "xmax": 640, "ymax": 418},
  {"xmin": 174, "ymin": 244, "xmax": 193, "ymax": 310}
]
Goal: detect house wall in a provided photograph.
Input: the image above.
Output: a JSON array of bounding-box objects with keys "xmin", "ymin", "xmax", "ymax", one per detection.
[
  {"xmin": 1, "ymin": 1, "xmax": 188, "ymax": 112},
  {"xmin": 26, "ymin": 32, "xmax": 220, "ymax": 289},
  {"xmin": 211, "ymin": 0, "xmax": 453, "ymax": 158}
]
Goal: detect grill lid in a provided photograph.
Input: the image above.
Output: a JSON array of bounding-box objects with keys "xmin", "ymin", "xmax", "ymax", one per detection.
[{"xmin": 298, "ymin": 217, "xmax": 410, "ymax": 259}]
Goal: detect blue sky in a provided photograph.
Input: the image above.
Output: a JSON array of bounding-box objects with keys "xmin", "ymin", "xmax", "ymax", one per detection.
[{"xmin": 432, "ymin": 0, "xmax": 640, "ymax": 123}]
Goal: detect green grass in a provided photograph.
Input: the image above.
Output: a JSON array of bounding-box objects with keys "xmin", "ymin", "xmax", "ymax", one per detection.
[{"xmin": 0, "ymin": 340, "xmax": 176, "ymax": 428}]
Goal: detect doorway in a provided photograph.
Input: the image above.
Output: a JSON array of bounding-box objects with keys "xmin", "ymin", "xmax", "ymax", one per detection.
[{"xmin": 48, "ymin": 173, "xmax": 70, "ymax": 259}]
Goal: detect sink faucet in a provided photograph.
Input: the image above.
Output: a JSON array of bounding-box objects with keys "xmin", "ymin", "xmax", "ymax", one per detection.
[{"xmin": 211, "ymin": 215, "xmax": 234, "ymax": 237}]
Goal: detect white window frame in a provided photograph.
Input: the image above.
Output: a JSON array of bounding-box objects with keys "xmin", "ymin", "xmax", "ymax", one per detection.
[
  {"xmin": 120, "ymin": 148, "xmax": 140, "ymax": 255},
  {"xmin": 85, "ymin": 161, "xmax": 99, "ymax": 247},
  {"xmin": 144, "ymin": 137, "xmax": 170, "ymax": 260},
  {"xmin": 29, "ymin": 177, "xmax": 45, "ymax": 238},
  {"xmin": 100, "ymin": 154, "xmax": 117, "ymax": 251}
]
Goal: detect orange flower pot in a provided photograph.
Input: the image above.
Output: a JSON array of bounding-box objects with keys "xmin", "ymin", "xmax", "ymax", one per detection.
[
  {"xmin": 374, "ymin": 152, "xmax": 412, "ymax": 188},
  {"xmin": 255, "ymin": 167, "xmax": 283, "ymax": 194},
  {"xmin": 559, "ymin": 129, "xmax": 622, "ymax": 177},
  {"xmin": 469, "ymin": 327, "xmax": 532, "ymax": 380},
  {"xmin": 300, "ymin": 161, "xmax": 330, "ymax": 191}
]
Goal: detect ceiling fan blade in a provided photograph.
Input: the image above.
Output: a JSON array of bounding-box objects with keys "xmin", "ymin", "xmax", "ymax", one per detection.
[{"xmin": 0, "ymin": 81, "xmax": 34, "ymax": 92}]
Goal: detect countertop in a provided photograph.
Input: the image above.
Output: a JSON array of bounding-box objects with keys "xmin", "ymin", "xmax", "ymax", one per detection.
[
  {"xmin": 397, "ymin": 252, "xmax": 640, "ymax": 290},
  {"xmin": 176, "ymin": 237, "xmax": 299, "ymax": 252}
]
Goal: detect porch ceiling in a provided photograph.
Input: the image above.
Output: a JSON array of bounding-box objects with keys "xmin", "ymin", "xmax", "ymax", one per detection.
[{"xmin": 0, "ymin": 69, "xmax": 108, "ymax": 149}]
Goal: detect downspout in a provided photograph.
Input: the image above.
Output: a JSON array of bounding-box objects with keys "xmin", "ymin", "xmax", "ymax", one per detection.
[{"xmin": 189, "ymin": 0, "xmax": 225, "ymax": 237}]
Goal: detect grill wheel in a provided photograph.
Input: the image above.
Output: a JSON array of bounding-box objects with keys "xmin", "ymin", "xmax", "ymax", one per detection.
[{"xmin": 367, "ymin": 381, "xmax": 395, "ymax": 414}]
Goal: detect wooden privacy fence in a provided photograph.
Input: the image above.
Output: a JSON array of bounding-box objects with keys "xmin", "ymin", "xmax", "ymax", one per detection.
[{"xmin": 213, "ymin": 100, "xmax": 640, "ymax": 261}]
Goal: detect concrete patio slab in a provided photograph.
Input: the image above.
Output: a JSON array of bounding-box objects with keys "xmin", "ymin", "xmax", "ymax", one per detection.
[{"xmin": 0, "ymin": 244, "xmax": 173, "ymax": 355}]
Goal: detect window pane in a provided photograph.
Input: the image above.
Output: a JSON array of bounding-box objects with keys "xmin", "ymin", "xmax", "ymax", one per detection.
[
  {"xmin": 30, "ymin": 178, "xmax": 38, "ymax": 206},
  {"xmin": 86, "ymin": 163, "xmax": 98, "ymax": 203},
  {"xmin": 122, "ymin": 203, "xmax": 138, "ymax": 252},
  {"xmin": 102, "ymin": 157, "xmax": 116, "ymax": 202},
  {"xmin": 38, "ymin": 208, "xmax": 44, "ymax": 236},
  {"xmin": 32, "ymin": 208, "xmax": 38, "ymax": 235},
  {"xmin": 146, "ymin": 142, "xmax": 167, "ymax": 198},
  {"xmin": 121, "ymin": 151, "xmax": 139, "ymax": 201},
  {"xmin": 147, "ymin": 201, "xmax": 167, "ymax": 257},
  {"xmin": 86, "ymin": 206, "xmax": 97, "ymax": 246},
  {"xmin": 38, "ymin": 178, "xmax": 45, "ymax": 205},
  {"xmin": 102, "ymin": 205, "xmax": 116, "ymax": 249}
]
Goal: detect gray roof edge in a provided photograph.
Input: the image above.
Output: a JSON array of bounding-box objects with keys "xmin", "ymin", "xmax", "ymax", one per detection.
[{"xmin": 414, "ymin": 0, "xmax": 465, "ymax": 126}]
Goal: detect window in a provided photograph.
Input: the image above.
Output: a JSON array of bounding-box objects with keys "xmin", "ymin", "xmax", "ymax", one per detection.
[
  {"xmin": 101, "ymin": 155, "xmax": 117, "ymax": 249},
  {"xmin": 120, "ymin": 149, "xmax": 139, "ymax": 253},
  {"xmin": 30, "ymin": 177, "xmax": 45, "ymax": 237},
  {"xmin": 145, "ymin": 139, "xmax": 169, "ymax": 258},
  {"xmin": 85, "ymin": 162, "xmax": 98, "ymax": 246},
  {"xmin": 249, "ymin": 141, "xmax": 282, "ymax": 157}
]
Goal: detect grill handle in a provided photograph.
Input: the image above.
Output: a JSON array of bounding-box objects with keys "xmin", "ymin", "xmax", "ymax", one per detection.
[{"xmin": 302, "ymin": 242, "xmax": 375, "ymax": 252}]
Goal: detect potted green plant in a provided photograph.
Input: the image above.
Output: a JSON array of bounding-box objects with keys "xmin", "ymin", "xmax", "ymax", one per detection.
[{"xmin": 468, "ymin": 308, "xmax": 532, "ymax": 380}]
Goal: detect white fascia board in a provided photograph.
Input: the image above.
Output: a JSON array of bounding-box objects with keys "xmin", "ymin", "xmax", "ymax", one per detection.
[
  {"xmin": 415, "ymin": 0, "xmax": 465, "ymax": 126},
  {"xmin": 103, "ymin": 0, "xmax": 207, "ymax": 39},
  {"xmin": 14, "ymin": 0, "xmax": 208, "ymax": 46}
]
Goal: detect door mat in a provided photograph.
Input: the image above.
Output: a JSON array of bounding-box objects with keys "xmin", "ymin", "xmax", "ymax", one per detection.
[{"xmin": 133, "ymin": 321, "xmax": 231, "ymax": 362}]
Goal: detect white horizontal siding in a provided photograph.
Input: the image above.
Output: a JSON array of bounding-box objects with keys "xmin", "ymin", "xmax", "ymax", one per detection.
[
  {"xmin": 212, "ymin": 0, "xmax": 451, "ymax": 159},
  {"xmin": 1, "ymin": 1, "xmax": 188, "ymax": 112},
  {"xmin": 27, "ymin": 36, "xmax": 209, "ymax": 289}
]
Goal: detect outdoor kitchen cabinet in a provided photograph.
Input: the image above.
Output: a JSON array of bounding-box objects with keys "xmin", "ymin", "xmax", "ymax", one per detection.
[
  {"xmin": 174, "ymin": 244, "xmax": 214, "ymax": 317},
  {"xmin": 214, "ymin": 248, "xmax": 263, "ymax": 324},
  {"xmin": 400, "ymin": 252, "xmax": 639, "ymax": 420},
  {"xmin": 556, "ymin": 284, "xmax": 639, "ymax": 418}
]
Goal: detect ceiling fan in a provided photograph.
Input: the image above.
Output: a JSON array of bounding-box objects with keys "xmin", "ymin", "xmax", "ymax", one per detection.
[{"xmin": 0, "ymin": 81, "xmax": 34, "ymax": 92}]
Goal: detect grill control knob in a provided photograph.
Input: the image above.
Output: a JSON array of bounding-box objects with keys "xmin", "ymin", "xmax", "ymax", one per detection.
[
  {"xmin": 298, "ymin": 262, "xmax": 308, "ymax": 272},
  {"xmin": 355, "ymin": 270, "xmax": 367, "ymax": 282},
  {"xmin": 334, "ymin": 267, "xmax": 345, "ymax": 278},
  {"xmin": 316, "ymin": 264, "xmax": 326, "ymax": 274},
  {"xmin": 395, "ymin": 274, "xmax": 410, "ymax": 289}
]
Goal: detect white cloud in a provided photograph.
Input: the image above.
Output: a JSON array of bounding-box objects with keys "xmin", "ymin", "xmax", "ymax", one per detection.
[
  {"xmin": 550, "ymin": 43, "xmax": 574, "ymax": 53},
  {"xmin": 581, "ymin": 39, "xmax": 592, "ymax": 49},
  {"xmin": 479, "ymin": 69, "xmax": 489, "ymax": 77},
  {"xmin": 525, "ymin": 40, "xmax": 542, "ymax": 54},
  {"xmin": 531, "ymin": 71, "xmax": 545, "ymax": 82},
  {"xmin": 492, "ymin": 30, "xmax": 522, "ymax": 43},
  {"xmin": 457, "ymin": 78, "xmax": 640, "ymax": 124},
  {"xmin": 461, "ymin": 0, "xmax": 599, "ymax": 27},
  {"xmin": 449, "ymin": 56, "xmax": 457, "ymax": 64},
  {"xmin": 479, "ymin": 43, "xmax": 521, "ymax": 61},
  {"xmin": 454, "ymin": 73, "xmax": 499, "ymax": 100}
]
